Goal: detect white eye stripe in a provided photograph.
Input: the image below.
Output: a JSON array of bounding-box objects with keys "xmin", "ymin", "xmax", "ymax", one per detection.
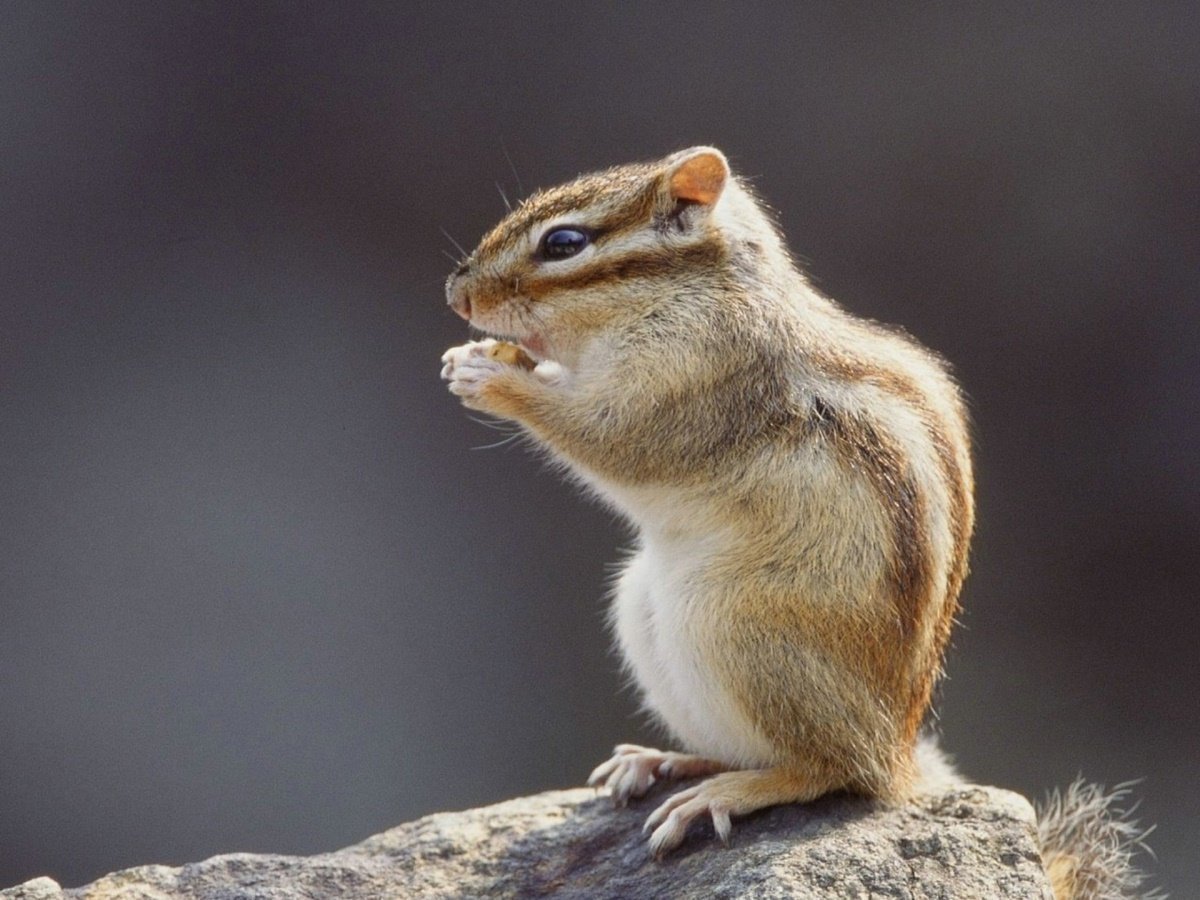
[{"xmin": 586, "ymin": 228, "xmax": 686, "ymax": 261}]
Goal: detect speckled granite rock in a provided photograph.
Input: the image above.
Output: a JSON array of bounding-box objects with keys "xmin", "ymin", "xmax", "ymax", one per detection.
[{"xmin": 3, "ymin": 783, "xmax": 1053, "ymax": 899}]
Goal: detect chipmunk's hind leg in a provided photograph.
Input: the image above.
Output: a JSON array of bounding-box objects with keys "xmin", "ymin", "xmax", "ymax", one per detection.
[
  {"xmin": 587, "ymin": 744, "xmax": 730, "ymax": 807},
  {"xmin": 643, "ymin": 767, "xmax": 837, "ymax": 858}
]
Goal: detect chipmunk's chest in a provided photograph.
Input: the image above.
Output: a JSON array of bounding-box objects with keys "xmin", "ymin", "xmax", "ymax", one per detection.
[{"xmin": 610, "ymin": 536, "xmax": 776, "ymax": 767}]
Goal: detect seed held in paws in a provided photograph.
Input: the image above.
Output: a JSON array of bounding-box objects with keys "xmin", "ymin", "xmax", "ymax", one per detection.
[{"xmin": 486, "ymin": 341, "xmax": 536, "ymax": 370}]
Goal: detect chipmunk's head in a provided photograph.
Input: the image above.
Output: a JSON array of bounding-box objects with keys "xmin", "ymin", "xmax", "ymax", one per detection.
[{"xmin": 445, "ymin": 147, "xmax": 782, "ymax": 362}]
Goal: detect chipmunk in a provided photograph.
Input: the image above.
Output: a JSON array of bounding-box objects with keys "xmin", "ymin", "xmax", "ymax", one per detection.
[{"xmin": 439, "ymin": 148, "xmax": 1153, "ymax": 898}]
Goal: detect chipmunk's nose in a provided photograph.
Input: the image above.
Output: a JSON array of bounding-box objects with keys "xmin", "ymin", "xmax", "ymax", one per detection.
[
  {"xmin": 449, "ymin": 293, "xmax": 471, "ymax": 320},
  {"xmin": 446, "ymin": 274, "xmax": 472, "ymax": 320}
]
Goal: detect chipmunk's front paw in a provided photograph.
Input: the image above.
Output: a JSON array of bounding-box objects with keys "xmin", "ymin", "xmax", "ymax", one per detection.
[{"xmin": 440, "ymin": 339, "xmax": 510, "ymax": 411}]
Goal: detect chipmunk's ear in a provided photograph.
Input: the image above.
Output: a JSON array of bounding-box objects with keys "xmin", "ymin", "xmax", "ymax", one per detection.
[{"xmin": 665, "ymin": 147, "xmax": 730, "ymax": 207}]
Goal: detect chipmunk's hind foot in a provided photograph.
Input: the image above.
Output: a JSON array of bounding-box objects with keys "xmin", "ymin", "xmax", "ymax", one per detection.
[
  {"xmin": 642, "ymin": 767, "xmax": 833, "ymax": 859},
  {"xmin": 586, "ymin": 744, "xmax": 728, "ymax": 807}
]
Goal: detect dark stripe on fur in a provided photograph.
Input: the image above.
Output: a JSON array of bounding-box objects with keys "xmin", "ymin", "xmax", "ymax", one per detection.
[
  {"xmin": 807, "ymin": 340, "xmax": 974, "ymax": 745},
  {"xmin": 809, "ymin": 398, "xmax": 933, "ymax": 647},
  {"xmin": 527, "ymin": 240, "xmax": 726, "ymax": 298}
]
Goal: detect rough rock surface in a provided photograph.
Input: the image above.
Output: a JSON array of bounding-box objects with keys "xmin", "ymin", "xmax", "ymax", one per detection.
[{"xmin": 4, "ymin": 783, "xmax": 1053, "ymax": 899}]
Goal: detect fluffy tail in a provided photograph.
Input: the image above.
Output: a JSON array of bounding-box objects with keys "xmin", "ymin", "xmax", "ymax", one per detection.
[
  {"xmin": 914, "ymin": 738, "xmax": 1158, "ymax": 898},
  {"xmin": 1036, "ymin": 779, "xmax": 1161, "ymax": 900}
]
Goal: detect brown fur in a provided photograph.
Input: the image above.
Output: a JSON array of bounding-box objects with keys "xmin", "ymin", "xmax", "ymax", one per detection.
[
  {"xmin": 473, "ymin": 166, "xmax": 659, "ymax": 259},
  {"xmin": 442, "ymin": 146, "xmax": 976, "ymax": 854}
]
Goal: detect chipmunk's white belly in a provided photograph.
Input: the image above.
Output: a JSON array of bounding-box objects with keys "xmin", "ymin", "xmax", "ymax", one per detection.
[{"xmin": 611, "ymin": 538, "xmax": 776, "ymax": 767}]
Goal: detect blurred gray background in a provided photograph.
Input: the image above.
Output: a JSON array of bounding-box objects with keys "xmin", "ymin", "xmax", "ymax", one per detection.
[{"xmin": 2, "ymin": 2, "xmax": 1196, "ymax": 893}]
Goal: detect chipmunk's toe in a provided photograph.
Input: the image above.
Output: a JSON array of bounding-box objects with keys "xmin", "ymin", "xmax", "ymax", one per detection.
[
  {"xmin": 642, "ymin": 767, "xmax": 822, "ymax": 858},
  {"xmin": 644, "ymin": 782, "xmax": 734, "ymax": 858},
  {"xmin": 587, "ymin": 744, "xmax": 662, "ymax": 806}
]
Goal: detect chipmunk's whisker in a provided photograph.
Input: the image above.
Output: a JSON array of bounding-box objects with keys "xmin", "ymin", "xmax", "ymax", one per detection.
[{"xmin": 439, "ymin": 226, "xmax": 468, "ymax": 258}]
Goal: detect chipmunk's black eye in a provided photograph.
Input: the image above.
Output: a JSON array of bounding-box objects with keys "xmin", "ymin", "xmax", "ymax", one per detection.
[{"xmin": 540, "ymin": 227, "xmax": 589, "ymax": 260}]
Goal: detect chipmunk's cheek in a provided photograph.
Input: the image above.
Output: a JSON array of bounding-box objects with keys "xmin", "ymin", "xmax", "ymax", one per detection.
[{"xmin": 520, "ymin": 333, "xmax": 548, "ymax": 360}]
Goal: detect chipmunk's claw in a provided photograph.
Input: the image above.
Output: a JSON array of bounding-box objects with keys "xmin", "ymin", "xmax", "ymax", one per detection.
[
  {"xmin": 588, "ymin": 744, "xmax": 734, "ymax": 811},
  {"xmin": 644, "ymin": 782, "xmax": 735, "ymax": 858},
  {"xmin": 587, "ymin": 744, "xmax": 660, "ymax": 806}
]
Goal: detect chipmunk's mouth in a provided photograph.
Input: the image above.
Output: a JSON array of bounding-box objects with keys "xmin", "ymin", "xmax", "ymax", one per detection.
[
  {"xmin": 471, "ymin": 323, "xmax": 549, "ymax": 364},
  {"xmin": 518, "ymin": 333, "xmax": 548, "ymax": 361},
  {"xmin": 467, "ymin": 303, "xmax": 551, "ymax": 363}
]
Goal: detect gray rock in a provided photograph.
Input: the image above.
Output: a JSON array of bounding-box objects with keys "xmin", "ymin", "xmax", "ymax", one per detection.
[{"xmin": 3, "ymin": 784, "xmax": 1053, "ymax": 899}]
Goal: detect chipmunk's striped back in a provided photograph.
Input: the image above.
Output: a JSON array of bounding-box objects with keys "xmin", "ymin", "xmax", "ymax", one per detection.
[{"xmin": 793, "ymin": 307, "xmax": 974, "ymax": 768}]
